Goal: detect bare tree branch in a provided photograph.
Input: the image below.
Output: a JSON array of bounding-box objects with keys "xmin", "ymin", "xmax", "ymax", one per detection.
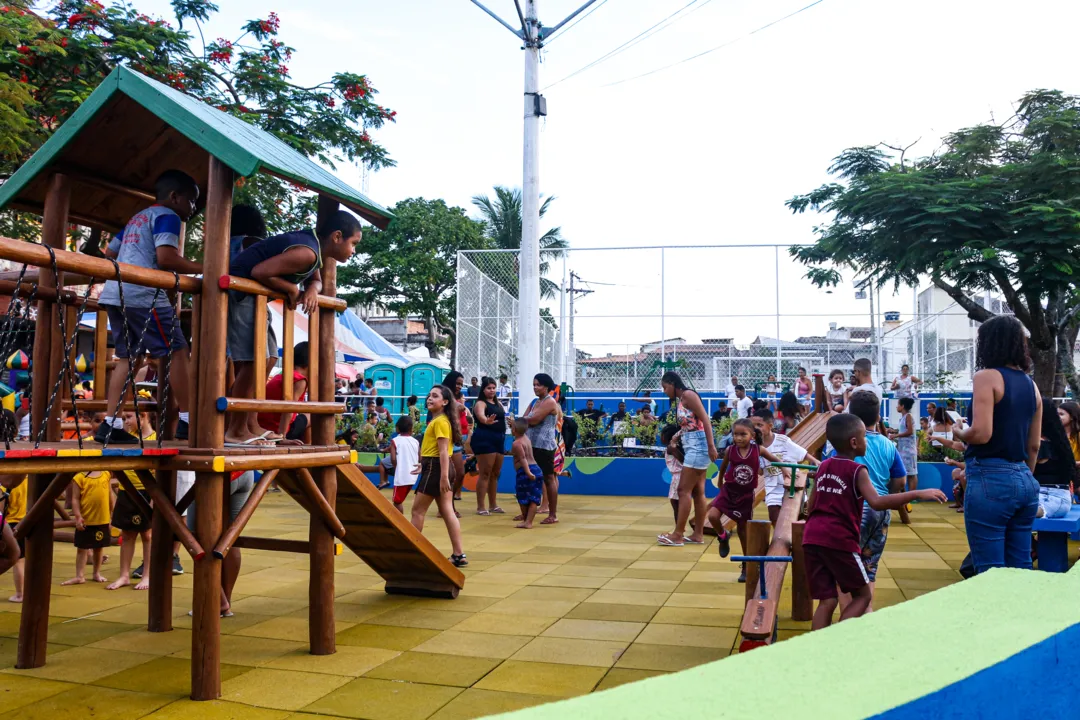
[
  {"xmin": 933, "ymin": 275, "xmax": 994, "ymax": 323},
  {"xmin": 987, "ymin": 266, "xmax": 1031, "ymax": 327}
]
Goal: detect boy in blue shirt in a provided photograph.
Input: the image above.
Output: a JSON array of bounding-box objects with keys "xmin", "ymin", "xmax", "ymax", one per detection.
[
  {"xmin": 95, "ymin": 170, "xmax": 202, "ymax": 444},
  {"xmin": 223, "ymin": 210, "xmax": 362, "ymax": 445},
  {"xmin": 845, "ymin": 389, "xmax": 908, "ymax": 609}
]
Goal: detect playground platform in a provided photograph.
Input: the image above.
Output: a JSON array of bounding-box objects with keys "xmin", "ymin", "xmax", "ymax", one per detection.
[{"xmin": 0, "ymin": 495, "xmax": 1052, "ymax": 720}]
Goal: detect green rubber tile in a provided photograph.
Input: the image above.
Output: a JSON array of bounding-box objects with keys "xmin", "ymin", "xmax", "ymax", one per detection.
[
  {"xmin": 364, "ymin": 651, "xmax": 501, "ymax": 687},
  {"xmin": 336, "ymin": 624, "xmax": 440, "ymax": 652},
  {"xmin": 0, "ymin": 685, "xmax": 173, "ymax": 720},
  {"xmin": 564, "ymin": 603, "xmax": 659, "ymax": 623},
  {"xmin": 142, "ymin": 699, "xmax": 291, "ymax": 719},
  {"xmin": 265, "ymin": 644, "xmax": 400, "ymax": 676},
  {"xmin": 0, "ymin": 613, "xmax": 23, "ymax": 638},
  {"xmin": 45, "ymin": 619, "xmax": 138, "ymax": 647},
  {"xmin": 475, "ymin": 660, "xmax": 606, "ymax": 698},
  {"xmin": 511, "ymin": 636, "xmax": 629, "ymax": 667},
  {"xmin": 614, "ymin": 642, "xmax": 729, "ymax": 672},
  {"xmin": 221, "ymin": 667, "xmax": 352, "ymax": 711},
  {"xmin": 94, "ymin": 656, "xmax": 249, "ymax": 696},
  {"xmin": 0, "ymin": 674, "xmax": 71, "ymax": 713},
  {"xmin": 413, "ymin": 630, "xmax": 532, "ymax": 659},
  {"xmin": 595, "ymin": 668, "xmax": 668, "ymax": 691},
  {"xmin": 541, "ymin": 618, "xmax": 646, "ymax": 643},
  {"xmin": 427, "ymin": 688, "xmax": 553, "ymax": 720},
  {"xmin": 303, "ymin": 678, "xmax": 462, "ymax": 720}
]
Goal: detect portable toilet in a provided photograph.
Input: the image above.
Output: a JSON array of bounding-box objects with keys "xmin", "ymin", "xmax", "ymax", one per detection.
[
  {"xmin": 404, "ymin": 362, "xmax": 448, "ymax": 412},
  {"xmin": 364, "ymin": 362, "xmax": 405, "ymax": 415}
]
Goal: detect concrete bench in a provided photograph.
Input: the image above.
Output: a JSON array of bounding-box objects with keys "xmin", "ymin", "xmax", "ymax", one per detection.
[{"xmin": 1033, "ymin": 504, "xmax": 1080, "ymax": 572}]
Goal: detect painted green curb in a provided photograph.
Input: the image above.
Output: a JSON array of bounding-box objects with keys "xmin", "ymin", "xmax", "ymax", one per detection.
[{"xmin": 568, "ymin": 457, "xmax": 614, "ymax": 475}]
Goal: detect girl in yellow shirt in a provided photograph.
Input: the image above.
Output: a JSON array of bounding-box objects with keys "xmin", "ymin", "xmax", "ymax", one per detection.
[{"xmin": 410, "ymin": 386, "xmax": 467, "ymax": 567}]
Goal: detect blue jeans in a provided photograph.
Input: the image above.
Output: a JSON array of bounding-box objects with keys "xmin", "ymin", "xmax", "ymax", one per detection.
[
  {"xmin": 964, "ymin": 457, "xmax": 1039, "ymax": 574},
  {"xmin": 1038, "ymin": 486, "xmax": 1071, "ymax": 519}
]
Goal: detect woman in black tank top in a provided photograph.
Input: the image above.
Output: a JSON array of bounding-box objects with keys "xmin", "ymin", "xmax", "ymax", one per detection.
[
  {"xmin": 471, "ymin": 377, "xmax": 506, "ymax": 515},
  {"xmin": 953, "ymin": 316, "xmax": 1041, "ymax": 574}
]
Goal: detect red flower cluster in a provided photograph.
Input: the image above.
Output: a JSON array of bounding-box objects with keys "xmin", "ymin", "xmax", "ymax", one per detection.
[
  {"xmin": 277, "ymin": 65, "xmax": 288, "ymax": 75},
  {"xmin": 324, "ymin": 96, "xmax": 335, "ymax": 108},
  {"xmin": 360, "ymin": 131, "xmax": 370, "ymax": 143},
  {"xmin": 258, "ymin": 12, "xmax": 280, "ymax": 34},
  {"xmin": 343, "ymin": 82, "xmax": 367, "ymax": 101},
  {"xmin": 1, "ymin": 5, "xmax": 27, "ymax": 14},
  {"xmin": 60, "ymin": 37, "xmax": 68, "ymax": 47},
  {"xmin": 16, "ymin": 44, "xmax": 30, "ymax": 54},
  {"xmin": 209, "ymin": 39, "xmax": 233, "ymax": 64}
]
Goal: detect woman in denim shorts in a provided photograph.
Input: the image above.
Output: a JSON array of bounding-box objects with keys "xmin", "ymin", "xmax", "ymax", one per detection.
[
  {"xmin": 658, "ymin": 371, "xmax": 718, "ymax": 547},
  {"xmin": 953, "ymin": 316, "xmax": 1041, "ymax": 574}
]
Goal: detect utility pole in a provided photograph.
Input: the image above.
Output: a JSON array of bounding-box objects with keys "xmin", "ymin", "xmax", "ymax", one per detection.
[
  {"xmin": 470, "ymin": 0, "xmax": 600, "ymax": 395},
  {"xmin": 568, "ymin": 270, "xmax": 594, "ymax": 355}
]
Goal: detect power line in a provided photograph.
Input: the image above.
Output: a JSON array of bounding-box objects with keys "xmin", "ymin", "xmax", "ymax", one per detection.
[
  {"xmin": 544, "ymin": 0, "xmax": 610, "ymax": 45},
  {"xmin": 544, "ymin": 0, "xmax": 712, "ymax": 90},
  {"xmin": 604, "ymin": 0, "xmax": 826, "ymax": 87}
]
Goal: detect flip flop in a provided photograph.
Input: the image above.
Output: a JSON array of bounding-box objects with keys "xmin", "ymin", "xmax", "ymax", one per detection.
[
  {"xmin": 684, "ymin": 538, "xmax": 705, "ymax": 545},
  {"xmin": 540, "ymin": 517, "xmax": 558, "ymax": 525},
  {"xmin": 491, "ymin": 507, "xmax": 505, "ymax": 514},
  {"xmin": 258, "ymin": 430, "xmax": 283, "ymax": 441},
  {"xmin": 224, "ymin": 437, "xmax": 272, "ymax": 447},
  {"xmin": 477, "ymin": 509, "xmax": 490, "ymax": 516},
  {"xmin": 657, "ymin": 534, "xmax": 684, "ymax": 547}
]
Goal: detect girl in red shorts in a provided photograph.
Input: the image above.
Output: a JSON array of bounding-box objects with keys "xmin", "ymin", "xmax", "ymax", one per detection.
[{"xmin": 710, "ymin": 419, "xmax": 781, "ymax": 582}]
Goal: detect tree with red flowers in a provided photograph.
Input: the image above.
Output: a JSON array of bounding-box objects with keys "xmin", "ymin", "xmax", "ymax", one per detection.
[{"xmin": 0, "ymin": 0, "xmax": 396, "ymax": 246}]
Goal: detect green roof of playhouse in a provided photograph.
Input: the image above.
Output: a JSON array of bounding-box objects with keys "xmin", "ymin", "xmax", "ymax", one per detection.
[{"xmin": 0, "ymin": 65, "xmax": 392, "ymax": 230}]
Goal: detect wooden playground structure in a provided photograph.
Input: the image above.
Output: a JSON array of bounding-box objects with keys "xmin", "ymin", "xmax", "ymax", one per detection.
[{"xmin": 0, "ymin": 67, "xmax": 463, "ymax": 700}]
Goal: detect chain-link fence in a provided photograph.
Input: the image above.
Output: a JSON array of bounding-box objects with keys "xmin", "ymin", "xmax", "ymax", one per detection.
[{"xmin": 457, "ymin": 245, "xmax": 1006, "ymax": 395}]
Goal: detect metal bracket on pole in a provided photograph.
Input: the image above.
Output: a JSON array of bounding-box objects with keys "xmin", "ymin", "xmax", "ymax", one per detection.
[{"xmin": 469, "ymin": 0, "xmax": 524, "ymax": 38}]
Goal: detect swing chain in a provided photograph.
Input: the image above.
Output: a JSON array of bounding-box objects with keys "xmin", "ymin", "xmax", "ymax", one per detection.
[
  {"xmin": 156, "ymin": 272, "xmax": 180, "ymax": 447},
  {"xmin": 0, "ymin": 260, "xmax": 38, "ymax": 449}
]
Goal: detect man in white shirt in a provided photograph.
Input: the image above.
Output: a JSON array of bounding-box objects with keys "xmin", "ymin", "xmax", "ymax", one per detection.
[
  {"xmin": 725, "ymin": 375, "xmax": 739, "ymax": 403},
  {"xmin": 751, "ymin": 408, "xmax": 819, "ymax": 524},
  {"xmin": 847, "ymin": 357, "xmax": 882, "ymax": 407},
  {"xmin": 496, "ymin": 374, "xmax": 513, "ymax": 410},
  {"xmin": 734, "ymin": 385, "xmax": 753, "ymax": 419}
]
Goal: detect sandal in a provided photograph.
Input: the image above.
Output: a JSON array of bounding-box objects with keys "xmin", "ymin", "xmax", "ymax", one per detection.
[
  {"xmin": 450, "ymin": 553, "xmax": 469, "ymax": 568},
  {"xmin": 513, "ymin": 514, "xmax": 524, "ymax": 521},
  {"xmin": 477, "ymin": 509, "xmax": 490, "ymax": 516},
  {"xmin": 684, "ymin": 537, "xmax": 705, "ymax": 545},
  {"xmin": 491, "ymin": 507, "xmax": 505, "ymax": 514},
  {"xmin": 539, "ymin": 517, "xmax": 558, "ymax": 525},
  {"xmin": 657, "ymin": 534, "xmax": 684, "ymax": 547}
]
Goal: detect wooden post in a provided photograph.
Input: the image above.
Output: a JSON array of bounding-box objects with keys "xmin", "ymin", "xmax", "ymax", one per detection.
[
  {"xmin": 282, "ymin": 304, "xmax": 294, "ymax": 402},
  {"xmin": 254, "ymin": 295, "xmax": 267, "ymax": 400},
  {"xmin": 309, "ymin": 195, "xmax": 338, "ymax": 655},
  {"xmin": 148, "ymin": 469, "xmax": 176, "ymax": 632},
  {"xmin": 791, "ymin": 520, "xmax": 812, "ymax": 622},
  {"xmin": 18, "ymin": 173, "xmax": 68, "ymax": 669},
  {"xmin": 94, "ymin": 309, "xmax": 107, "ymax": 402},
  {"xmin": 190, "ymin": 158, "xmax": 232, "ymax": 701},
  {"xmin": 743, "ymin": 519, "xmax": 771, "ymax": 604},
  {"xmin": 188, "ymin": 297, "xmax": 201, "ymax": 444}
]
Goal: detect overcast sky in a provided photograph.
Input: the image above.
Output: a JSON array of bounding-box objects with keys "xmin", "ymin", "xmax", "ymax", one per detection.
[{"xmin": 138, "ymin": 0, "xmax": 1080, "ymax": 355}]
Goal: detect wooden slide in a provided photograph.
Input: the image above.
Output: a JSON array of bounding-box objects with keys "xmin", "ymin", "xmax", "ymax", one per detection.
[{"xmin": 275, "ymin": 463, "xmax": 466, "ymax": 598}]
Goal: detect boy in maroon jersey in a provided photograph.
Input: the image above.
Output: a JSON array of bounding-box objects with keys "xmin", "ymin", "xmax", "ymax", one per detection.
[{"xmin": 804, "ymin": 414, "xmax": 946, "ymax": 630}]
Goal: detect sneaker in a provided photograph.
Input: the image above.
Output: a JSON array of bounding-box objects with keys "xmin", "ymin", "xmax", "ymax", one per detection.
[
  {"xmin": 172, "ymin": 554, "xmax": 184, "ymax": 575},
  {"xmin": 175, "ymin": 419, "xmax": 189, "ymax": 441},
  {"xmin": 93, "ymin": 422, "xmax": 140, "ymax": 445},
  {"xmin": 737, "ymin": 562, "xmax": 746, "ymax": 583},
  {"xmin": 716, "ymin": 529, "xmax": 730, "ymax": 558},
  {"xmin": 131, "ymin": 563, "xmax": 144, "ymax": 579}
]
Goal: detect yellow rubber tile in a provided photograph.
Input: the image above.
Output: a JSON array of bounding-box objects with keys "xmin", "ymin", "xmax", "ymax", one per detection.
[
  {"xmin": 616, "ymin": 568, "xmax": 690, "ymax": 581},
  {"xmin": 226, "ymin": 596, "xmax": 308, "ymax": 616},
  {"xmin": 511, "ymin": 636, "xmax": 628, "ymax": 667},
  {"xmin": 540, "ymin": 618, "xmax": 646, "ymax": 643},
  {"xmin": 221, "ymin": 667, "xmax": 352, "ymax": 711},
  {"xmin": 615, "ymin": 642, "xmax": 728, "ymax": 672},
  {"xmin": 564, "ymin": 603, "xmax": 659, "ymax": 623},
  {"xmin": 427, "ymin": 688, "xmax": 553, "ymax": 720},
  {"xmin": 142, "ymin": 699, "xmax": 291, "ymax": 719},
  {"xmin": 303, "ymin": 678, "xmax": 462, "ymax": 720},
  {"xmin": 602, "ymin": 577, "xmax": 681, "ymax": 593},
  {"xmin": 0, "ymin": 614, "xmax": 20, "ymax": 638},
  {"xmin": 3, "ymin": 685, "xmax": 173, "ymax": 720},
  {"xmin": 408, "ymin": 595, "xmax": 498, "ymax": 613},
  {"xmin": 506, "ymin": 585, "xmax": 596, "ymax": 603},
  {"xmin": 170, "ymin": 635, "xmax": 305, "ymax": 668},
  {"xmin": 482, "ymin": 598, "xmax": 581, "ymax": 618},
  {"xmin": 450, "ymin": 613, "xmax": 557, "ymax": 637},
  {"xmin": 583, "ymin": 589, "xmax": 668, "ymax": 607},
  {"xmin": 45, "ymin": 595, "xmax": 138, "ymax": 618},
  {"xmin": 547, "ymin": 564, "xmax": 621, "ymax": 579},
  {"xmin": 664, "ymin": 592, "xmax": 747, "ymax": 610},
  {"xmin": 452, "ymin": 582, "xmax": 522, "ymax": 599},
  {"xmin": 0, "ymin": 674, "xmax": 71, "ymax": 713},
  {"xmin": 335, "ymin": 625, "xmax": 440, "ymax": 652},
  {"xmin": 88, "ymin": 627, "xmax": 193, "ymax": 656},
  {"xmin": 650, "ymin": 607, "xmax": 744, "ymax": 628},
  {"xmin": 365, "ymin": 608, "xmax": 476, "ymax": 631},
  {"xmin": 232, "ymin": 617, "xmax": 355, "ymax": 642},
  {"xmin": 595, "ymin": 667, "xmax": 668, "ymax": 691},
  {"xmin": 531, "ymin": 574, "xmax": 609, "ymax": 590},
  {"xmin": 413, "ymin": 630, "xmax": 532, "ymax": 659},
  {"xmin": 364, "ymin": 651, "xmax": 500, "ymax": 687},
  {"xmin": 3, "ymin": 646, "xmax": 153, "ymax": 683},
  {"xmin": 634, "ymin": 623, "xmax": 737, "ymax": 649},
  {"xmin": 45, "ymin": 619, "xmax": 138, "ymax": 647},
  {"xmin": 264, "ymin": 645, "xmax": 400, "ymax": 676},
  {"xmin": 94, "ymin": 656, "xmax": 249, "ymax": 696},
  {"xmin": 474, "ymin": 660, "xmax": 606, "ymax": 698}
]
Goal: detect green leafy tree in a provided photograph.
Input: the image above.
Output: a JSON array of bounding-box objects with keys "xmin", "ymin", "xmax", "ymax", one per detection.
[
  {"xmin": 471, "ymin": 186, "xmax": 567, "ymax": 299},
  {"xmin": 337, "ymin": 197, "xmax": 489, "ymax": 363},
  {"xmin": 788, "ymin": 90, "xmax": 1080, "ymax": 394},
  {"xmin": 0, "ymin": 0, "xmax": 395, "ymax": 245}
]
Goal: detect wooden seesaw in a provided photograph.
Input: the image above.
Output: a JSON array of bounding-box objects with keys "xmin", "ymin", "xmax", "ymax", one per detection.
[{"xmin": 0, "ymin": 66, "xmax": 464, "ymax": 701}]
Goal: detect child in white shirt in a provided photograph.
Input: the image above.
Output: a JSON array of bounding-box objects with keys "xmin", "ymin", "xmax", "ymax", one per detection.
[{"xmin": 390, "ymin": 416, "xmax": 420, "ymax": 513}]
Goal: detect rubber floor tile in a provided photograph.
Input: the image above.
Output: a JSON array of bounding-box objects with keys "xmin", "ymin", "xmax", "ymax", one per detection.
[
  {"xmin": 0, "ymin": 674, "xmax": 70, "ymax": 713},
  {"xmin": 0, "ymin": 685, "xmax": 173, "ymax": 720},
  {"xmin": 221, "ymin": 667, "xmax": 352, "ymax": 711},
  {"xmin": 232, "ymin": 617, "xmax": 355, "ymax": 642},
  {"xmin": 564, "ymin": 603, "xmax": 659, "ymax": 623},
  {"xmin": 511, "ymin": 636, "xmax": 628, "ymax": 667},
  {"xmin": 450, "ymin": 613, "xmax": 557, "ymax": 637},
  {"xmin": 335, "ymin": 624, "xmax": 440, "ymax": 651},
  {"xmin": 540, "ymin": 618, "xmax": 646, "ymax": 643},
  {"xmin": 474, "ymin": 660, "xmax": 606, "ymax": 698},
  {"xmin": 595, "ymin": 668, "xmax": 668, "ymax": 691},
  {"xmin": 615, "ymin": 642, "xmax": 728, "ymax": 672},
  {"xmin": 265, "ymin": 645, "xmax": 401, "ymax": 676},
  {"xmin": 170, "ymin": 635, "xmax": 305, "ymax": 667},
  {"xmin": 634, "ymin": 623, "xmax": 737, "ymax": 649},
  {"xmin": 427, "ymin": 688, "xmax": 553, "ymax": 720},
  {"xmin": 364, "ymin": 651, "xmax": 501, "ymax": 687},
  {"xmin": 94, "ymin": 656, "xmax": 249, "ymax": 696},
  {"xmin": 303, "ymin": 678, "xmax": 462, "ymax": 720},
  {"xmin": 412, "ymin": 630, "xmax": 532, "ymax": 659},
  {"xmin": 141, "ymin": 699, "xmax": 291, "ymax": 720},
  {"xmin": 2, "ymin": 646, "xmax": 154, "ymax": 683}
]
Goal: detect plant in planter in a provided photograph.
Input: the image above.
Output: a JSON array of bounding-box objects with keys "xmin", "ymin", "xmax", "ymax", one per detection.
[
  {"xmin": 574, "ymin": 413, "xmax": 601, "ymax": 452},
  {"xmin": 916, "ymin": 429, "xmax": 963, "ymax": 463}
]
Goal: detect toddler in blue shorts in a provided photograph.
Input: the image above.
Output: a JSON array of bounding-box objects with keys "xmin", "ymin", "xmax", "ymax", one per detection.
[{"xmin": 511, "ymin": 418, "xmax": 543, "ymax": 529}]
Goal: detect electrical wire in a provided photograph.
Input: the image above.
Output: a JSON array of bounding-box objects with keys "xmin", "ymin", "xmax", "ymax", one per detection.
[
  {"xmin": 544, "ymin": 0, "xmax": 610, "ymax": 45},
  {"xmin": 603, "ymin": 0, "xmax": 826, "ymax": 87},
  {"xmin": 544, "ymin": 0, "xmax": 711, "ymax": 89}
]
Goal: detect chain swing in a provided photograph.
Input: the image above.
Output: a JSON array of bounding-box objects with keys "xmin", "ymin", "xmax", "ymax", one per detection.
[
  {"xmin": 155, "ymin": 272, "xmax": 181, "ymax": 447},
  {"xmin": 0, "ymin": 257, "xmax": 43, "ymax": 450}
]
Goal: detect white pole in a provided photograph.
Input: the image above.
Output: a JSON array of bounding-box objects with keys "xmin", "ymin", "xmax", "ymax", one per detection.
[
  {"xmin": 877, "ymin": 286, "xmax": 885, "ymax": 386},
  {"xmin": 519, "ymin": 0, "xmax": 542, "ymax": 391},
  {"xmin": 775, "ymin": 246, "xmax": 782, "ymax": 379},
  {"xmin": 660, "ymin": 248, "xmax": 666, "ymax": 364},
  {"xmin": 560, "ymin": 251, "xmax": 568, "ymax": 384}
]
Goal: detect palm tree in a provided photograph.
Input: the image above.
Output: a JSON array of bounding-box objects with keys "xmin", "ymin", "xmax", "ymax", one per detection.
[{"xmin": 472, "ymin": 186, "xmax": 568, "ymax": 299}]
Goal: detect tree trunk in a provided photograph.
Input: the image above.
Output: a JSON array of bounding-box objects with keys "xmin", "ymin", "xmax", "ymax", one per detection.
[
  {"xmin": 1031, "ymin": 342, "xmax": 1057, "ymax": 396},
  {"xmin": 423, "ymin": 315, "xmax": 440, "ymax": 360},
  {"xmin": 1061, "ymin": 323, "xmax": 1080, "ymax": 399}
]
